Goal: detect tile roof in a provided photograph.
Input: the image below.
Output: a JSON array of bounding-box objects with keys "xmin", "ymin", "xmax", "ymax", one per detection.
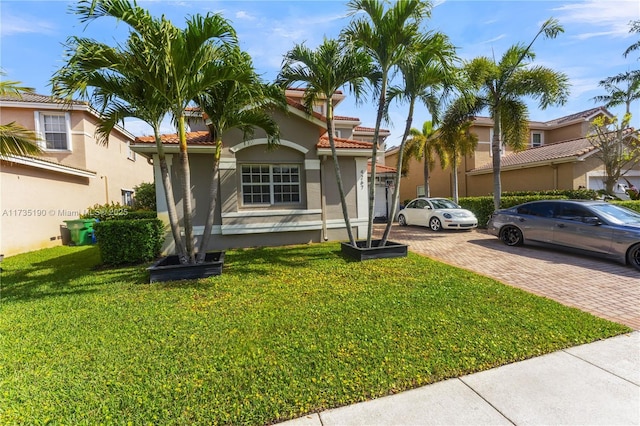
[
  {"xmin": 335, "ymin": 115, "xmax": 361, "ymax": 121},
  {"xmin": 354, "ymin": 126, "xmax": 391, "ymax": 134},
  {"xmin": 472, "ymin": 107, "xmax": 611, "ymax": 128},
  {"xmin": 0, "ymin": 92, "xmax": 87, "ymax": 106},
  {"xmin": 368, "ymin": 162, "xmax": 396, "ymax": 174},
  {"xmin": 286, "ymin": 98, "xmax": 326, "ymax": 122},
  {"xmin": 471, "ymin": 137, "xmax": 597, "ymax": 172},
  {"xmin": 135, "ymin": 131, "xmax": 215, "ymax": 145},
  {"xmin": 318, "ymin": 136, "xmax": 373, "ymax": 149}
]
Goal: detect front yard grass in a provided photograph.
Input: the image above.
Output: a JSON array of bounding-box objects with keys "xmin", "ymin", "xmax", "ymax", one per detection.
[{"xmin": 0, "ymin": 244, "xmax": 630, "ymax": 424}]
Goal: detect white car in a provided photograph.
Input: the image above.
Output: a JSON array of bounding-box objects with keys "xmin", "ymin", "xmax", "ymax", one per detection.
[{"xmin": 398, "ymin": 198, "xmax": 478, "ymax": 231}]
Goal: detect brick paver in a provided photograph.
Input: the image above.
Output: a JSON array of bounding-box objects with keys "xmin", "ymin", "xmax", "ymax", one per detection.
[{"xmin": 375, "ymin": 225, "xmax": 640, "ymax": 330}]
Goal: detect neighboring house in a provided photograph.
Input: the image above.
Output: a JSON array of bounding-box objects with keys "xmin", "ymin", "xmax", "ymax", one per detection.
[
  {"xmin": 0, "ymin": 93, "xmax": 153, "ymax": 256},
  {"xmin": 131, "ymin": 88, "xmax": 390, "ymax": 254},
  {"xmin": 387, "ymin": 107, "xmax": 640, "ymax": 202}
]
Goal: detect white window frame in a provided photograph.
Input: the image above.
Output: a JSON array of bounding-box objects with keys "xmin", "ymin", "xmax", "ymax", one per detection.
[
  {"xmin": 240, "ymin": 164, "xmax": 302, "ymax": 206},
  {"xmin": 34, "ymin": 111, "xmax": 72, "ymax": 151},
  {"xmin": 122, "ymin": 189, "xmax": 134, "ymax": 206},
  {"xmin": 127, "ymin": 142, "xmax": 137, "ymax": 161},
  {"xmin": 416, "ymin": 185, "xmax": 425, "ymax": 197},
  {"xmin": 531, "ymin": 132, "xmax": 543, "ymax": 148}
]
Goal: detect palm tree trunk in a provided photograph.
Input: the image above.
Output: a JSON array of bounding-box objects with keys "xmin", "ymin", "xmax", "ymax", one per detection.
[
  {"xmin": 366, "ymin": 78, "xmax": 387, "ymax": 247},
  {"xmin": 491, "ymin": 119, "xmax": 502, "ymax": 210},
  {"xmin": 326, "ymin": 102, "xmax": 356, "ymax": 246},
  {"xmin": 452, "ymin": 151, "xmax": 459, "ymax": 204},
  {"xmin": 423, "ymin": 150, "xmax": 430, "ymax": 197},
  {"xmin": 196, "ymin": 138, "xmax": 222, "ymax": 263},
  {"xmin": 178, "ymin": 115, "xmax": 196, "ymax": 264},
  {"xmin": 154, "ymin": 127, "xmax": 187, "ymax": 263},
  {"xmin": 381, "ymin": 98, "xmax": 415, "ymax": 245}
]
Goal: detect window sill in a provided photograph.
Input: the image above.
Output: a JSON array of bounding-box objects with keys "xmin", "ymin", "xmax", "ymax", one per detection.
[{"xmin": 222, "ymin": 209, "xmax": 321, "ymax": 218}]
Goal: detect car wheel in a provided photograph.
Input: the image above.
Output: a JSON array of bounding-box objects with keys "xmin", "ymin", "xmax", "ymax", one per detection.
[
  {"xmin": 429, "ymin": 217, "xmax": 442, "ymax": 231},
  {"xmin": 398, "ymin": 214, "xmax": 407, "ymax": 226},
  {"xmin": 500, "ymin": 225, "xmax": 523, "ymax": 246},
  {"xmin": 627, "ymin": 244, "xmax": 640, "ymax": 271}
]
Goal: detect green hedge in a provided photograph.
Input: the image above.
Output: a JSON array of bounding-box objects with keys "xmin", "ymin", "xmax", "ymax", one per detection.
[
  {"xmin": 94, "ymin": 219, "xmax": 163, "ymax": 265},
  {"xmin": 81, "ymin": 202, "xmax": 157, "ymax": 221},
  {"xmin": 611, "ymin": 200, "xmax": 640, "ymax": 213}
]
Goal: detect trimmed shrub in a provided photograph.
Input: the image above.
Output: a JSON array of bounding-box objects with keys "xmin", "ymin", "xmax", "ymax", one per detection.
[
  {"xmin": 94, "ymin": 219, "xmax": 163, "ymax": 265},
  {"xmin": 81, "ymin": 202, "xmax": 156, "ymax": 221},
  {"xmin": 134, "ymin": 182, "xmax": 157, "ymax": 211},
  {"xmin": 81, "ymin": 202, "xmax": 132, "ymax": 221},
  {"xmin": 611, "ymin": 200, "xmax": 640, "ymax": 213}
]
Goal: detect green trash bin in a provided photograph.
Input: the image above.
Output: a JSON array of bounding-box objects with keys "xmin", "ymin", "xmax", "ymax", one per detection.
[{"xmin": 64, "ymin": 219, "xmax": 97, "ymax": 246}]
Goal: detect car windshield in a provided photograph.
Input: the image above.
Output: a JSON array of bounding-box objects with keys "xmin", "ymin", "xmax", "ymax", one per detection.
[
  {"xmin": 431, "ymin": 199, "xmax": 459, "ymax": 209},
  {"xmin": 590, "ymin": 203, "xmax": 640, "ymax": 225}
]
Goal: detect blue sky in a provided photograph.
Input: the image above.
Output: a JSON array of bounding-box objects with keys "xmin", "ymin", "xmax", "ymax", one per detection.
[{"xmin": 1, "ymin": 0, "xmax": 638, "ymax": 147}]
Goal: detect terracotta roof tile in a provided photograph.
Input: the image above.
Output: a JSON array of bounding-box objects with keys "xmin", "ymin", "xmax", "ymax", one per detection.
[
  {"xmin": 354, "ymin": 126, "xmax": 391, "ymax": 134},
  {"xmin": 471, "ymin": 137, "xmax": 597, "ymax": 171},
  {"xmin": 286, "ymin": 98, "xmax": 326, "ymax": 122},
  {"xmin": 318, "ymin": 136, "xmax": 373, "ymax": 149},
  {"xmin": 335, "ymin": 115, "xmax": 361, "ymax": 121},
  {"xmin": 135, "ymin": 131, "xmax": 214, "ymax": 145},
  {"xmin": 0, "ymin": 92, "xmax": 87, "ymax": 106},
  {"xmin": 368, "ymin": 161, "xmax": 396, "ymax": 173}
]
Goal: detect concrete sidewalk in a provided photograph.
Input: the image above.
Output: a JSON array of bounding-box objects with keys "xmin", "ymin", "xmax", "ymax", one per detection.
[{"xmin": 280, "ymin": 331, "xmax": 640, "ymax": 426}]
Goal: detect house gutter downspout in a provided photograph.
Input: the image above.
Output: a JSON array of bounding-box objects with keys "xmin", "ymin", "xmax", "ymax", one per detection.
[{"xmin": 321, "ymin": 155, "xmax": 328, "ymax": 241}]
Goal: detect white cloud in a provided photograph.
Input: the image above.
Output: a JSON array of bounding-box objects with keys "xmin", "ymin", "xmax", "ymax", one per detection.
[
  {"xmin": 553, "ymin": 1, "xmax": 636, "ymax": 38},
  {"xmin": 0, "ymin": 12, "xmax": 56, "ymax": 37},
  {"xmin": 235, "ymin": 11, "xmax": 256, "ymax": 21}
]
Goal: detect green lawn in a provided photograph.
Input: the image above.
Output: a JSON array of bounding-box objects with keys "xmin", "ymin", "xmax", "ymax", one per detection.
[{"xmin": 0, "ymin": 244, "xmax": 630, "ymax": 424}]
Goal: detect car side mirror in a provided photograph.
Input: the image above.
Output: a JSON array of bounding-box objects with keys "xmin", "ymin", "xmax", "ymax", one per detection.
[
  {"xmin": 424, "ymin": 206, "xmax": 432, "ymax": 210},
  {"xmin": 583, "ymin": 216, "xmax": 602, "ymax": 225}
]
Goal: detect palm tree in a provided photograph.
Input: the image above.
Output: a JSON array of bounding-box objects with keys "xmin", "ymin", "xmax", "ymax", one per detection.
[
  {"xmin": 277, "ymin": 38, "xmax": 377, "ymax": 246},
  {"xmin": 0, "ymin": 76, "xmax": 42, "ymax": 156},
  {"xmin": 593, "ymin": 72, "xmax": 640, "ymax": 116},
  {"xmin": 342, "ymin": 0, "xmax": 429, "ymax": 247},
  {"xmin": 438, "ymin": 115, "xmax": 478, "ymax": 204},
  {"xmin": 402, "ymin": 122, "xmax": 446, "ymax": 198},
  {"xmin": 461, "ymin": 18, "xmax": 570, "ymax": 209},
  {"xmin": 51, "ymin": 37, "xmax": 188, "ymax": 261},
  {"xmin": 194, "ymin": 48, "xmax": 287, "ymax": 261},
  {"xmin": 380, "ymin": 32, "xmax": 459, "ymax": 244},
  {"xmin": 66, "ymin": 0, "xmax": 240, "ymax": 264}
]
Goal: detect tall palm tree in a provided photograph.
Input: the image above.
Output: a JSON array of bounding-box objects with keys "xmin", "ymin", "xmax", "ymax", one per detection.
[
  {"xmin": 593, "ymin": 72, "xmax": 640, "ymax": 116},
  {"xmin": 342, "ymin": 0, "xmax": 429, "ymax": 247},
  {"xmin": 402, "ymin": 121, "xmax": 446, "ymax": 197},
  {"xmin": 380, "ymin": 32, "xmax": 459, "ymax": 244},
  {"xmin": 438, "ymin": 116, "xmax": 478, "ymax": 204},
  {"xmin": 0, "ymin": 77, "xmax": 42, "ymax": 156},
  {"xmin": 277, "ymin": 38, "xmax": 377, "ymax": 246},
  {"xmin": 461, "ymin": 18, "xmax": 570, "ymax": 209},
  {"xmin": 51, "ymin": 37, "xmax": 188, "ymax": 261},
  {"xmin": 194, "ymin": 48, "xmax": 287, "ymax": 261},
  {"xmin": 67, "ymin": 0, "xmax": 240, "ymax": 263}
]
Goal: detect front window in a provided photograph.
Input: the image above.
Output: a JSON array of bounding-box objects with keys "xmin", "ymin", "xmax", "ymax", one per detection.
[
  {"xmin": 39, "ymin": 113, "xmax": 70, "ymax": 150},
  {"xmin": 122, "ymin": 190, "xmax": 134, "ymax": 207},
  {"xmin": 241, "ymin": 164, "xmax": 301, "ymax": 205},
  {"xmin": 531, "ymin": 132, "xmax": 543, "ymax": 147}
]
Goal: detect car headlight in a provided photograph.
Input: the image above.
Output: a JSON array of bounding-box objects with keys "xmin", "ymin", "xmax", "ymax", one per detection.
[{"xmin": 443, "ymin": 213, "xmax": 452, "ymax": 219}]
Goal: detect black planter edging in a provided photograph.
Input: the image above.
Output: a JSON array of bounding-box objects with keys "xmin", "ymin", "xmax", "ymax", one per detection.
[
  {"xmin": 148, "ymin": 251, "xmax": 224, "ymax": 283},
  {"xmin": 340, "ymin": 240, "xmax": 408, "ymax": 261}
]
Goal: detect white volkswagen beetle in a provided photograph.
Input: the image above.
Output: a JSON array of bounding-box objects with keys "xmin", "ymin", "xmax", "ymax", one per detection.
[{"xmin": 398, "ymin": 197, "xmax": 478, "ymax": 231}]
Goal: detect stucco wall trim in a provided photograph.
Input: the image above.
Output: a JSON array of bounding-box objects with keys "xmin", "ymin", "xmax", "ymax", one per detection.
[
  {"xmin": 222, "ymin": 209, "xmax": 322, "ymax": 218},
  {"xmin": 230, "ymin": 138, "xmax": 309, "ymax": 154},
  {"xmin": 1, "ymin": 155, "xmax": 97, "ymax": 178}
]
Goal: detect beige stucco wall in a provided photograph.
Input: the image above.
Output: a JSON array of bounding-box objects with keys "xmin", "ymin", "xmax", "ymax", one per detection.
[{"xmin": 0, "ymin": 104, "xmax": 153, "ymax": 256}]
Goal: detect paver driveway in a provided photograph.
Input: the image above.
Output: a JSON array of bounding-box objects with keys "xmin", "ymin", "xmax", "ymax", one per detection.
[{"xmin": 375, "ymin": 225, "xmax": 640, "ymax": 330}]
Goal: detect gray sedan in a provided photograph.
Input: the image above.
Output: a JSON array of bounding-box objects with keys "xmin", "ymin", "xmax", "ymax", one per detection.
[{"xmin": 487, "ymin": 200, "xmax": 640, "ymax": 271}]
